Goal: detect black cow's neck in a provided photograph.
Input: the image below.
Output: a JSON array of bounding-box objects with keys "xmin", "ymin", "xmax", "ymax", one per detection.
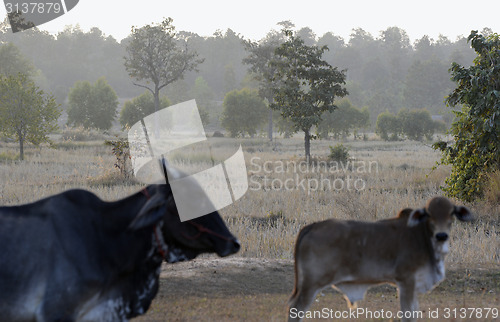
[{"xmin": 105, "ymin": 187, "xmax": 155, "ymax": 229}]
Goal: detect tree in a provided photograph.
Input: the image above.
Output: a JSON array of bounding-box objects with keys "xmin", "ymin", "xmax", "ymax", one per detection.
[
  {"xmin": 376, "ymin": 111, "xmax": 401, "ymax": 141},
  {"xmin": 124, "ymin": 18, "xmax": 202, "ymax": 118},
  {"xmin": 269, "ymin": 29, "xmax": 347, "ymax": 160},
  {"xmin": 404, "ymin": 59, "xmax": 451, "ymax": 111},
  {"xmin": 223, "ymin": 63, "xmax": 238, "ymax": 94},
  {"xmin": 317, "ymin": 32, "xmax": 345, "ymax": 65},
  {"xmin": 190, "ymin": 76, "xmax": 214, "ymax": 110},
  {"xmin": 274, "ymin": 111, "xmax": 296, "ymax": 138},
  {"xmin": 120, "ymin": 91, "xmax": 171, "ymax": 128},
  {"xmin": 67, "ymin": 77, "xmax": 118, "ymax": 130},
  {"xmin": 376, "ymin": 109, "xmax": 436, "ymax": 141},
  {"xmin": 243, "ymin": 31, "xmax": 284, "ymax": 141},
  {"xmin": 0, "ymin": 73, "xmax": 60, "ymax": 160},
  {"xmin": 317, "ymin": 98, "xmax": 369, "ymax": 139},
  {"xmin": 221, "ymin": 89, "xmax": 267, "ymax": 137},
  {"xmin": 296, "ymin": 27, "xmax": 316, "ymax": 46},
  {"xmin": 434, "ymin": 31, "xmax": 500, "ymax": 201},
  {"xmin": 196, "ymin": 28, "xmax": 247, "ymax": 98},
  {"xmin": 397, "ymin": 108, "xmax": 435, "ymax": 141},
  {"xmin": 0, "ymin": 43, "xmax": 34, "ymax": 77},
  {"xmin": 189, "ymin": 77, "xmax": 213, "ymax": 126}
]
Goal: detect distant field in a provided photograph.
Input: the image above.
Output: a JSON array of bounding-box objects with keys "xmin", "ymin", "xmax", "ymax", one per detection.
[{"xmin": 0, "ymin": 135, "xmax": 498, "ymax": 320}]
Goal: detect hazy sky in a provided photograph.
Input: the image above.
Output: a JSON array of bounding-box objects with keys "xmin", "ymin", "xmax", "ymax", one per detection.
[{"xmin": 2, "ymin": 0, "xmax": 499, "ymax": 42}]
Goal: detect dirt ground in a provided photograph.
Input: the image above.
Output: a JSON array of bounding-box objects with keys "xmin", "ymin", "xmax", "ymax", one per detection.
[{"xmin": 135, "ymin": 257, "xmax": 499, "ymax": 321}]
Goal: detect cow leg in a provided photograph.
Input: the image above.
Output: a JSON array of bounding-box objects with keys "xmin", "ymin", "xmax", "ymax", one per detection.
[
  {"xmin": 397, "ymin": 280, "xmax": 419, "ymax": 322},
  {"xmin": 288, "ymin": 257, "xmax": 335, "ymax": 322},
  {"xmin": 287, "ymin": 280, "xmax": 320, "ymax": 322}
]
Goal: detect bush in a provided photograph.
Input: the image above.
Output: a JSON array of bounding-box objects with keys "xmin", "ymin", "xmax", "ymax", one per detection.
[
  {"xmin": 328, "ymin": 144, "xmax": 350, "ymax": 163},
  {"xmin": 104, "ymin": 138, "xmax": 132, "ymax": 179}
]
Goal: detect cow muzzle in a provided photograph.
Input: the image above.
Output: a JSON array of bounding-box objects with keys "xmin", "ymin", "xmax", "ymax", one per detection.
[{"xmin": 435, "ymin": 232, "xmax": 448, "ymax": 242}]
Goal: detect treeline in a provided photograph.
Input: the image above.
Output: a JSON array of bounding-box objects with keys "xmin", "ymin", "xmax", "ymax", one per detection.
[
  {"xmin": 376, "ymin": 109, "xmax": 446, "ymax": 141},
  {"xmin": 0, "ymin": 18, "xmax": 488, "ymax": 128}
]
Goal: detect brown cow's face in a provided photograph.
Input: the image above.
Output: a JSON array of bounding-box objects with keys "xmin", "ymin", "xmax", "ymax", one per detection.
[
  {"xmin": 426, "ymin": 197, "xmax": 455, "ymax": 246},
  {"xmin": 407, "ymin": 197, "xmax": 473, "ymax": 255}
]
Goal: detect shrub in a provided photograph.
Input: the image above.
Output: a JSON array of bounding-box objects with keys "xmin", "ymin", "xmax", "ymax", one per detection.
[
  {"xmin": 104, "ymin": 138, "xmax": 132, "ymax": 179},
  {"xmin": 328, "ymin": 143, "xmax": 350, "ymax": 163}
]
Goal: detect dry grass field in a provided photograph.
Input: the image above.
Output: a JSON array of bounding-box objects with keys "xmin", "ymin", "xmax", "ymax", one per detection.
[{"xmin": 0, "ymin": 133, "xmax": 498, "ymax": 321}]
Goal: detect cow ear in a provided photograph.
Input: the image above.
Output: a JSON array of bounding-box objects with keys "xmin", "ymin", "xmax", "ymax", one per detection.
[
  {"xmin": 397, "ymin": 208, "xmax": 413, "ymax": 219},
  {"xmin": 128, "ymin": 193, "xmax": 167, "ymax": 231},
  {"xmin": 453, "ymin": 205, "xmax": 474, "ymax": 222},
  {"xmin": 407, "ymin": 208, "xmax": 428, "ymax": 227}
]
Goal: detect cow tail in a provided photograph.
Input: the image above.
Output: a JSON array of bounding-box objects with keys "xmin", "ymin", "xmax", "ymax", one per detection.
[{"xmin": 289, "ymin": 223, "xmax": 315, "ymax": 304}]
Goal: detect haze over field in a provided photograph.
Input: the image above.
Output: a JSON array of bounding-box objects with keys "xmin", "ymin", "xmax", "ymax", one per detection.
[{"xmin": 2, "ymin": 0, "xmax": 500, "ymax": 43}]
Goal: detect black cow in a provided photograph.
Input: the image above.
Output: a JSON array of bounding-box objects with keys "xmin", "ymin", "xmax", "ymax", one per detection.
[{"xmin": 0, "ymin": 184, "xmax": 240, "ymax": 321}]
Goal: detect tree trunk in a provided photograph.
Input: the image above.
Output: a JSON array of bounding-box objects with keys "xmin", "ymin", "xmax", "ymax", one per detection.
[
  {"xmin": 153, "ymin": 86, "xmax": 160, "ymax": 138},
  {"xmin": 268, "ymin": 109, "xmax": 273, "ymax": 141},
  {"xmin": 19, "ymin": 135, "xmax": 24, "ymax": 161},
  {"xmin": 304, "ymin": 129, "xmax": 311, "ymax": 163}
]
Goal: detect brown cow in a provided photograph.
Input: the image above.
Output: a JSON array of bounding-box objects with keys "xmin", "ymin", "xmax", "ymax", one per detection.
[{"xmin": 288, "ymin": 197, "xmax": 473, "ymax": 322}]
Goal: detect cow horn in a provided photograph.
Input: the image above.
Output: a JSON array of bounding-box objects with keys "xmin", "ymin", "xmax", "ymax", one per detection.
[
  {"xmin": 128, "ymin": 193, "xmax": 167, "ymax": 231},
  {"xmin": 159, "ymin": 157, "xmax": 171, "ymax": 185}
]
